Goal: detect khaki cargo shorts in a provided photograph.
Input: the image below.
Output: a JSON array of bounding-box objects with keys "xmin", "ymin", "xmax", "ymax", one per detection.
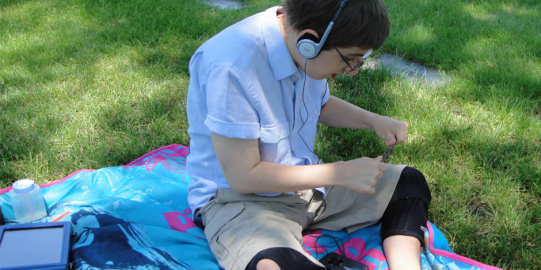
[{"xmin": 198, "ymin": 164, "xmax": 406, "ymax": 270}]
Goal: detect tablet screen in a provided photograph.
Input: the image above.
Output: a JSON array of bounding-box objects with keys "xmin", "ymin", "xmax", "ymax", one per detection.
[{"xmin": 0, "ymin": 226, "xmax": 64, "ymax": 268}]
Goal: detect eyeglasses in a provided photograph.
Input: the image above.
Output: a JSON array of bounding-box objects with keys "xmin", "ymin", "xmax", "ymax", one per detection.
[{"xmin": 333, "ymin": 45, "xmax": 373, "ymax": 71}]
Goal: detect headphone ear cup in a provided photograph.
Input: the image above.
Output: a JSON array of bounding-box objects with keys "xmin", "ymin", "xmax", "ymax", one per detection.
[{"xmin": 296, "ymin": 33, "xmax": 321, "ymax": 59}]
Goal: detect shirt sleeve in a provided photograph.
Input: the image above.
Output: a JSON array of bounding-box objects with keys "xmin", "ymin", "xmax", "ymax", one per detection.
[{"xmin": 203, "ymin": 66, "xmax": 261, "ymax": 140}]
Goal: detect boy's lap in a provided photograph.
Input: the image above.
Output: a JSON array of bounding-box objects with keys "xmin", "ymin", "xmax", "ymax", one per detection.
[
  {"xmin": 200, "ymin": 164, "xmax": 406, "ymax": 270},
  {"xmin": 314, "ymin": 164, "xmax": 406, "ymax": 232},
  {"xmin": 200, "ymin": 192, "xmax": 323, "ymax": 270}
]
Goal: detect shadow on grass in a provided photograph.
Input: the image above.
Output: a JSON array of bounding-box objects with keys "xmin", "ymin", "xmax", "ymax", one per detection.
[
  {"xmin": 0, "ymin": 0, "xmax": 33, "ymax": 8},
  {"xmin": 318, "ymin": 68, "xmax": 397, "ymax": 162},
  {"xmin": 0, "ymin": 98, "xmax": 66, "ymax": 178},
  {"xmin": 0, "ymin": 0, "xmax": 279, "ymax": 185},
  {"xmin": 96, "ymin": 92, "xmax": 190, "ymax": 164},
  {"xmin": 412, "ymin": 123, "xmax": 541, "ymax": 196}
]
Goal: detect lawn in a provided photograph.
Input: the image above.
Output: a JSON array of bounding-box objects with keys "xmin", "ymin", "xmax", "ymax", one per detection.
[{"xmin": 1, "ymin": 0, "xmax": 540, "ymax": 268}]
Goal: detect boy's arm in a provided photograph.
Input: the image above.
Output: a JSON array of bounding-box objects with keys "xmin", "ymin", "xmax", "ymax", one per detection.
[
  {"xmin": 211, "ymin": 132, "xmax": 387, "ymax": 194},
  {"xmin": 318, "ymin": 96, "xmax": 408, "ymax": 146}
]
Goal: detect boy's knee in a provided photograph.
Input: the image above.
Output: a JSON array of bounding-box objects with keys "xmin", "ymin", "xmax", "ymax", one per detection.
[
  {"xmin": 393, "ymin": 166, "xmax": 431, "ymax": 205},
  {"xmin": 255, "ymin": 259, "xmax": 281, "ymax": 270},
  {"xmin": 246, "ymin": 248, "xmax": 314, "ymax": 270}
]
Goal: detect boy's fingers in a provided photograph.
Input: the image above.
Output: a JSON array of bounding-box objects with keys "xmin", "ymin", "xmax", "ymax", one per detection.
[
  {"xmin": 397, "ymin": 123, "xmax": 408, "ymax": 143},
  {"xmin": 379, "ymin": 162, "xmax": 388, "ymax": 172},
  {"xmin": 396, "ymin": 132, "xmax": 406, "ymax": 144}
]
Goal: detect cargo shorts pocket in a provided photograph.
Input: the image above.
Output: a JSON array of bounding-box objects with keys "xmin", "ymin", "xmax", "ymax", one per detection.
[
  {"xmin": 203, "ymin": 202, "xmax": 259, "ymax": 269},
  {"xmin": 203, "ymin": 201, "xmax": 244, "ymax": 237}
]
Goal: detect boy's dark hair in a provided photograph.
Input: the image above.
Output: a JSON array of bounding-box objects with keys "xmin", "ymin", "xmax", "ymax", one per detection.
[{"xmin": 282, "ymin": 0, "xmax": 390, "ymax": 51}]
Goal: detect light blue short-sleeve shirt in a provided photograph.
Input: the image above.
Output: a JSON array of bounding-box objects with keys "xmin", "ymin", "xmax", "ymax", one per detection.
[{"xmin": 186, "ymin": 6, "xmax": 330, "ymax": 213}]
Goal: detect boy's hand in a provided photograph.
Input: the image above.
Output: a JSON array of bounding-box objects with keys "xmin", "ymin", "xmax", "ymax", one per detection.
[
  {"xmin": 339, "ymin": 156, "xmax": 388, "ymax": 194},
  {"xmin": 373, "ymin": 116, "xmax": 408, "ymax": 146}
]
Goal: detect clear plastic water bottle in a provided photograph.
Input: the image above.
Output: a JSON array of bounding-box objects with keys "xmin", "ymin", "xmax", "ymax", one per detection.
[{"xmin": 8, "ymin": 179, "xmax": 47, "ymax": 223}]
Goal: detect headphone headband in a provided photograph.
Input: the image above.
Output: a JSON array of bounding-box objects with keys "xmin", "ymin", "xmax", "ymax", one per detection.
[{"xmin": 296, "ymin": 0, "xmax": 350, "ymax": 59}]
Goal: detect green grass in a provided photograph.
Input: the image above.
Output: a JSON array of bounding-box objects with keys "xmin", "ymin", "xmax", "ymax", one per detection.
[{"xmin": 1, "ymin": 0, "xmax": 540, "ymax": 268}]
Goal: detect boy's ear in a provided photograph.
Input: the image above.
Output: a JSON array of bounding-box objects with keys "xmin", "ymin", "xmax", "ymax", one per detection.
[{"xmin": 297, "ymin": 29, "xmax": 320, "ymax": 43}]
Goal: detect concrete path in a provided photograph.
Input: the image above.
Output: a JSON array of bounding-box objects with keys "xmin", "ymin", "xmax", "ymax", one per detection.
[
  {"xmin": 364, "ymin": 53, "xmax": 451, "ymax": 86},
  {"xmin": 202, "ymin": 0, "xmax": 246, "ymax": 10}
]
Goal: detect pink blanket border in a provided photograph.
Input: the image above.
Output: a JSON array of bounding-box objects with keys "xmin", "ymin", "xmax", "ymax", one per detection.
[
  {"xmin": 427, "ymin": 222, "xmax": 503, "ymax": 270},
  {"xmin": 124, "ymin": 144, "xmax": 188, "ymax": 167}
]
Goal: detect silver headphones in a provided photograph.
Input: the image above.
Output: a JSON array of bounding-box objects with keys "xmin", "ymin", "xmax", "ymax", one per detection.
[{"xmin": 296, "ymin": 0, "xmax": 350, "ymax": 59}]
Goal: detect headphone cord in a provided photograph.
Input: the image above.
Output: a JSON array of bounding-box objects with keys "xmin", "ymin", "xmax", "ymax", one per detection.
[
  {"xmin": 297, "ymin": 59, "xmax": 318, "ymax": 164},
  {"xmin": 306, "ymin": 232, "xmax": 347, "ymax": 259},
  {"xmin": 298, "ymin": 59, "xmax": 328, "ymax": 164}
]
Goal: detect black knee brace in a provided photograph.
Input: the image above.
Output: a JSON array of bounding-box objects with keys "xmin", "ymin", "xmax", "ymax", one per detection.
[
  {"xmin": 380, "ymin": 167, "xmax": 432, "ymax": 245},
  {"xmin": 245, "ymin": 247, "xmax": 314, "ymax": 270}
]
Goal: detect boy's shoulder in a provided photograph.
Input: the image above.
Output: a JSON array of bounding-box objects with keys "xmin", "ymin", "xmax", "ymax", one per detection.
[{"xmin": 193, "ymin": 8, "xmax": 277, "ymax": 69}]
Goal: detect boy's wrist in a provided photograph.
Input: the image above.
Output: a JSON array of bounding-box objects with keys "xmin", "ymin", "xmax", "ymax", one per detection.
[
  {"xmin": 331, "ymin": 161, "xmax": 348, "ymax": 187},
  {"xmin": 364, "ymin": 112, "xmax": 381, "ymax": 131}
]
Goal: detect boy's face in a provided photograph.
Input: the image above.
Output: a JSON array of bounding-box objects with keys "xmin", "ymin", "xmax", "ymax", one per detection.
[{"xmin": 304, "ymin": 46, "xmax": 371, "ymax": 80}]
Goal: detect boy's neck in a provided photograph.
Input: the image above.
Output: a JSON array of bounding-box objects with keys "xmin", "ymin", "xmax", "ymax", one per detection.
[{"xmin": 277, "ymin": 8, "xmax": 308, "ymax": 68}]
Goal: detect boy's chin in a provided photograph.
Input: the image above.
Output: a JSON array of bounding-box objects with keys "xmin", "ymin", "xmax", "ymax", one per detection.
[{"xmin": 306, "ymin": 73, "xmax": 326, "ymax": 80}]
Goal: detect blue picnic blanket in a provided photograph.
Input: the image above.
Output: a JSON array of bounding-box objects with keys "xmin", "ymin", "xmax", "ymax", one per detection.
[{"xmin": 0, "ymin": 145, "xmax": 502, "ymax": 270}]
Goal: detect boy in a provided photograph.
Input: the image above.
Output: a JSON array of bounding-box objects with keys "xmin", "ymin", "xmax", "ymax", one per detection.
[{"xmin": 186, "ymin": 0, "xmax": 431, "ymax": 269}]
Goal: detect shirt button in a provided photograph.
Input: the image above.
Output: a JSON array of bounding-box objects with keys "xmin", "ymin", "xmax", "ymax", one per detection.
[
  {"xmin": 313, "ymin": 110, "xmax": 317, "ymax": 115},
  {"xmin": 277, "ymin": 132, "xmax": 280, "ymax": 138},
  {"xmin": 295, "ymin": 149, "xmax": 298, "ymax": 154}
]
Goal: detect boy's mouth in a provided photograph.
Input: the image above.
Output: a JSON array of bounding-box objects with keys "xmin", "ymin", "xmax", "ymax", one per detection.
[{"xmin": 331, "ymin": 74, "xmax": 337, "ymax": 79}]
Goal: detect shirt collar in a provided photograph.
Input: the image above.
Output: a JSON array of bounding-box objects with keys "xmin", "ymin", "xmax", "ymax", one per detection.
[{"xmin": 262, "ymin": 6, "xmax": 298, "ymax": 81}]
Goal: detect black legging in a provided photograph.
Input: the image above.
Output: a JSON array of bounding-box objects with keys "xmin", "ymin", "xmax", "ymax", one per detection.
[{"xmin": 379, "ymin": 166, "xmax": 431, "ymax": 244}]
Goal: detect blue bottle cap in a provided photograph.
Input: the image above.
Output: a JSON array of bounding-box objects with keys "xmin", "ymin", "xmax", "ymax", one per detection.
[{"xmin": 12, "ymin": 179, "xmax": 35, "ymax": 194}]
